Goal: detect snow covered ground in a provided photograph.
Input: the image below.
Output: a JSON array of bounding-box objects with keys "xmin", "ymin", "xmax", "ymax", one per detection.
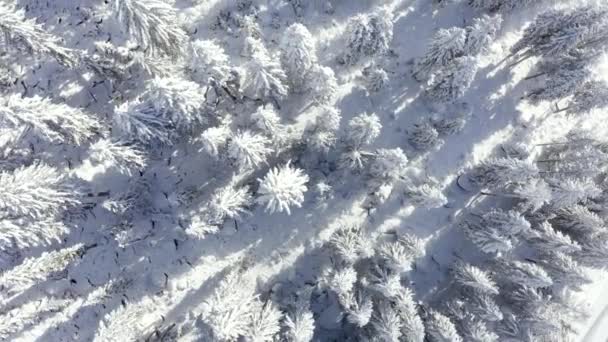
[{"xmin": 1, "ymin": 0, "xmax": 608, "ymax": 341}]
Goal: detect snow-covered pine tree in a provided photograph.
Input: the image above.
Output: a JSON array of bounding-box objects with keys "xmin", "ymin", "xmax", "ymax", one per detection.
[
  {"xmin": 409, "ymin": 120, "xmax": 442, "ymax": 151},
  {"xmin": 113, "ymin": 0, "xmax": 186, "ymax": 58},
  {"xmin": 564, "ymin": 80, "xmax": 608, "ymax": 114},
  {"xmin": 307, "ymin": 65, "xmax": 338, "ymax": 106},
  {"xmin": 496, "ymin": 259, "xmax": 553, "ymax": 288},
  {"xmin": 394, "ymin": 288, "xmax": 425, "ymax": 342},
  {"xmin": 480, "ymin": 209, "xmax": 531, "ymax": 236},
  {"xmin": 413, "ymin": 27, "xmax": 466, "ymax": 80},
  {"xmin": 511, "ymin": 179, "xmax": 553, "ymax": 212},
  {"xmin": 345, "ymin": 112, "xmax": 382, "ymax": 147},
  {"xmin": 339, "ymin": 289, "xmax": 373, "ymax": 328},
  {"xmin": 198, "ymin": 117, "xmax": 233, "ymax": 157},
  {"xmin": 187, "ymin": 39, "xmax": 231, "ymax": 88},
  {"xmin": 426, "ymin": 56, "xmax": 479, "ymax": 103},
  {"xmin": 468, "ymin": 157, "xmax": 539, "ymax": 190},
  {"xmin": 369, "ymin": 148, "xmax": 409, "ymax": 184},
  {"xmin": 460, "ymin": 319, "xmax": 499, "ymax": 342},
  {"xmin": 462, "ymin": 220, "xmax": 514, "ymax": 255},
  {"xmin": 244, "ymin": 300, "xmax": 283, "ymax": 342},
  {"xmin": 282, "ymin": 308, "xmax": 315, "ymax": 342},
  {"xmin": 525, "ymin": 221, "xmax": 581, "ymax": 254},
  {"xmin": 451, "ymin": 262, "xmax": 499, "ymax": 295},
  {"xmin": 0, "ymin": 163, "xmax": 81, "ymax": 220},
  {"xmin": 510, "ymin": 6, "xmax": 608, "ymax": 60},
  {"xmin": 404, "ymin": 182, "xmax": 448, "ymax": 209},
  {"xmin": 208, "ymin": 183, "xmax": 253, "ymax": 224},
  {"xmin": 319, "ymin": 264, "xmax": 357, "ymax": 296},
  {"xmin": 548, "ymin": 177, "xmax": 602, "ymax": 209},
  {"xmin": 552, "ymin": 205, "xmax": 606, "ymax": 241},
  {"xmin": 256, "ymin": 162, "xmax": 309, "ymax": 215},
  {"xmin": 112, "ymin": 99, "xmax": 174, "ymax": 145},
  {"xmin": 362, "ymin": 64, "xmax": 390, "ymax": 93},
  {"xmin": 227, "ymin": 130, "xmax": 273, "ymax": 170},
  {"xmin": 0, "ymin": 218, "xmax": 67, "ymax": 252},
  {"xmin": 200, "ymin": 270, "xmax": 258, "ymax": 341},
  {"xmin": 303, "ymin": 106, "xmax": 341, "ymax": 152},
  {"xmin": 469, "ymin": 0, "xmax": 536, "ymax": 13},
  {"xmin": 280, "ymin": 23, "xmax": 317, "ymax": 92},
  {"xmin": 141, "ymin": 76, "xmax": 206, "ymax": 132},
  {"xmin": 0, "ymin": 243, "xmax": 86, "ymax": 298},
  {"xmin": 88, "ymin": 139, "xmax": 146, "ymax": 176},
  {"xmin": 328, "ymin": 225, "xmax": 375, "ymax": 264},
  {"xmin": 525, "ymin": 58, "xmax": 591, "ymax": 104},
  {"xmin": 534, "ymin": 250, "xmax": 591, "ymax": 291},
  {"xmin": 0, "ymin": 3, "xmax": 76, "ymax": 67},
  {"xmin": 467, "ymin": 294, "xmax": 503, "ymax": 322},
  {"xmin": 425, "ymin": 310, "xmax": 463, "ymax": 342},
  {"xmin": 464, "ymin": 15, "xmax": 503, "ymax": 56},
  {"xmin": 243, "ymin": 48, "xmax": 289, "ymax": 104},
  {"xmin": 0, "ymin": 94, "xmax": 100, "ymax": 146},
  {"xmin": 342, "ymin": 8, "xmax": 394, "ymax": 65},
  {"xmin": 371, "ymin": 301, "xmax": 402, "ymax": 342}
]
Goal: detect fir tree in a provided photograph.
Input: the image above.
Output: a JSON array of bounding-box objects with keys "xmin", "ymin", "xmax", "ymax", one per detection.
[
  {"xmin": 307, "ymin": 65, "xmax": 338, "ymax": 106},
  {"xmin": 339, "ymin": 289, "xmax": 373, "ymax": 327},
  {"xmin": 208, "ymin": 184, "xmax": 253, "ymax": 223},
  {"xmin": 452, "ymin": 262, "xmax": 499, "ymax": 295},
  {"xmin": 413, "ymin": 28, "xmax": 467, "ymax": 80},
  {"xmin": 113, "ymin": 100, "xmax": 174, "ymax": 145},
  {"xmin": 0, "ymin": 244, "xmax": 86, "ymax": 298},
  {"xmin": 409, "ymin": 121, "xmax": 442, "ymax": 151},
  {"xmin": 461, "ymin": 319, "xmax": 499, "ymax": 342},
  {"xmin": 228, "ymin": 131, "xmax": 273, "ymax": 170},
  {"xmin": 0, "ymin": 3, "xmax": 76, "ymax": 67},
  {"xmin": 362, "ymin": 64, "xmax": 390, "ymax": 93},
  {"xmin": 345, "ymin": 112, "xmax": 382, "ymax": 147},
  {"xmin": 0, "ymin": 94, "xmax": 100, "ymax": 145},
  {"xmin": 141, "ymin": 76, "xmax": 206, "ymax": 132},
  {"xmin": 511, "ymin": 7, "xmax": 608, "ymax": 60},
  {"xmin": 113, "ymin": 0, "xmax": 186, "ymax": 58},
  {"xmin": 328, "ymin": 225, "xmax": 375, "ymax": 264},
  {"xmin": 0, "ymin": 163, "xmax": 81, "ymax": 220},
  {"xmin": 283, "ymin": 308, "xmax": 315, "ymax": 342},
  {"xmin": 370, "ymin": 302, "xmax": 401, "ymax": 342},
  {"xmin": 468, "ymin": 157, "xmax": 539, "ymax": 190},
  {"xmin": 426, "ymin": 56, "xmax": 479, "ymax": 103},
  {"xmin": 566, "ymin": 80, "xmax": 608, "ymax": 114},
  {"xmin": 497, "ymin": 259, "xmax": 553, "ymax": 288},
  {"xmin": 395, "ymin": 288, "xmax": 425, "ymax": 342},
  {"xmin": 243, "ymin": 49, "xmax": 289, "ymax": 104},
  {"xmin": 280, "ymin": 23, "xmax": 317, "ymax": 92},
  {"xmin": 187, "ymin": 39, "xmax": 231, "ymax": 87},
  {"xmin": 464, "ymin": 14, "xmax": 503, "ymax": 56},
  {"xmin": 525, "ymin": 221, "xmax": 581, "ymax": 253},
  {"xmin": 88, "ymin": 139, "xmax": 147, "ymax": 176},
  {"xmin": 245, "ymin": 300, "xmax": 283, "ymax": 342},
  {"xmin": 404, "ymin": 182, "xmax": 448, "ymax": 209},
  {"xmin": 256, "ymin": 163, "xmax": 309, "ymax": 215},
  {"xmin": 342, "ymin": 8, "xmax": 394, "ymax": 65},
  {"xmin": 200, "ymin": 270, "xmax": 258, "ymax": 341},
  {"xmin": 549, "ymin": 177, "xmax": 602, "ymax": 209},
  {"xmin": 0, "ymin": 218, "xmax": 68, "ymax": 252},
  {"xmin": 369, "ymin": 148, "xmax": 409, "ymax": 183},
  {"xmin": 425, "ymin": 310, "xmax": 463, "ymax": 342}
]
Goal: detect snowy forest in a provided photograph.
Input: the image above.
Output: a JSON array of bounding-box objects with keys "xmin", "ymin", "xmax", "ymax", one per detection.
[{"xmin": 1, "ymin": 0, "xmax": 608, "ymax": 341}]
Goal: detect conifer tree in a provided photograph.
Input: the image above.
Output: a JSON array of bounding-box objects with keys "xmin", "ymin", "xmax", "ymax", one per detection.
[
  {"xmin": 243, "ymin": 49, "xmax": 289, "ymax": 104},
  {"xmin": 369, "ymin": 148, "xmax": 409, "ymax": 183},
  {"xmin": 342, "ymin": 8, "xmax": 394, "ymax": 65},
  {"xmin": 283, "ymin": 308, "xmax": 315, "ymax": 342},
  {"xmin": 0, "ymin": 94, "xmax": 100, "ymax": 145},
  {"xmin": 426, "ymin": 56, "xmax": 478, "ymax": 103},
  {"xmin": 0, "ymin": 163, "xmax": 81, "ymax": 220},
  {"xmin": 0, "ymin": 3, "xmax": 76, "ymax": 67},
  {"xmin": 452, "ymin": 262, "xmax": 499, "ymax": 295},
  {"xmin": 404, "ymin": 183, "xmax": 448, "ymax": 209},
  {"xmin": 413, "ymin": 28, "xmax": 466, "ymax": 80},
  {"xmin": 464, "ymin": 15, "xmax": 503, "ymax": 56},
  {"xmin": 187, "ymin": 39, "xmax": 231, "ymax": 87},
  {"xmin": 245, "ymin": 300, "xmax": 283, "ymax": 342},
  {"xmin": 113, "ymin": 0, "xmax": 186, "ymax": 58},
  {"xmin": 307, "ymin": 65, "xmax": 338, "ymax": 106},
  {"xmin": 566, "ymin": 80, "xmax": 608, "ymax": 114},
  {"xmin": 88, "ymin": 139, "xmax": 147, "ymax": 176},
  {"xmin": 280, "ymin": 23, "xmax": 317, "ymax": 92},
  {"xmin": 425, "ymin": 310, "xmax": 463, "ymax": 342},
  {"xmin": 372, "ymin": 301, "xmax": 402, "ymax": 342},
  {"xmin": 409, "ymin": 121, "xmax": 442, "ymax": 151},
  {"xmin": 497, "ymin": 259, "xmax": 553, "ymax": 288},
  {"xmin": 256, "ymin": 163, "xmax": 309, "ymax": 215},
  {"xmin": 228, "ymin": 131, "xmax": 273, "ymax": 170},
  {"xmin": 339, "ymin": 289, "xmax": 373, "ymax": 328},
  {"xmin": 112, "ymin": 100, "xmax": 174, "ymax": 145},
  {"xmin": 362, "ymin": 64, "xmax": 390, "ymax": 93},
  {"xmin": 345, "ymin": 112, "xmax": 382, "ymax": 147},
  {"xmin": 468, "ymin": 157, "xmax": 539, "ymax": 190}
]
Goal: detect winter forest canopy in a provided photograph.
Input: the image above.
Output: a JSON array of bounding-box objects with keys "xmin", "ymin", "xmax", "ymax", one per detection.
[{"xmin": 1, "ymin": 0, "xmax": 608, "ymax": 341}]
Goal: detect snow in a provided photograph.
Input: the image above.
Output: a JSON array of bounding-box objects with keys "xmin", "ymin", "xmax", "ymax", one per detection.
[{"xmin": 1, "ymin": 0, "xmax": 608, "ymax": 340}]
